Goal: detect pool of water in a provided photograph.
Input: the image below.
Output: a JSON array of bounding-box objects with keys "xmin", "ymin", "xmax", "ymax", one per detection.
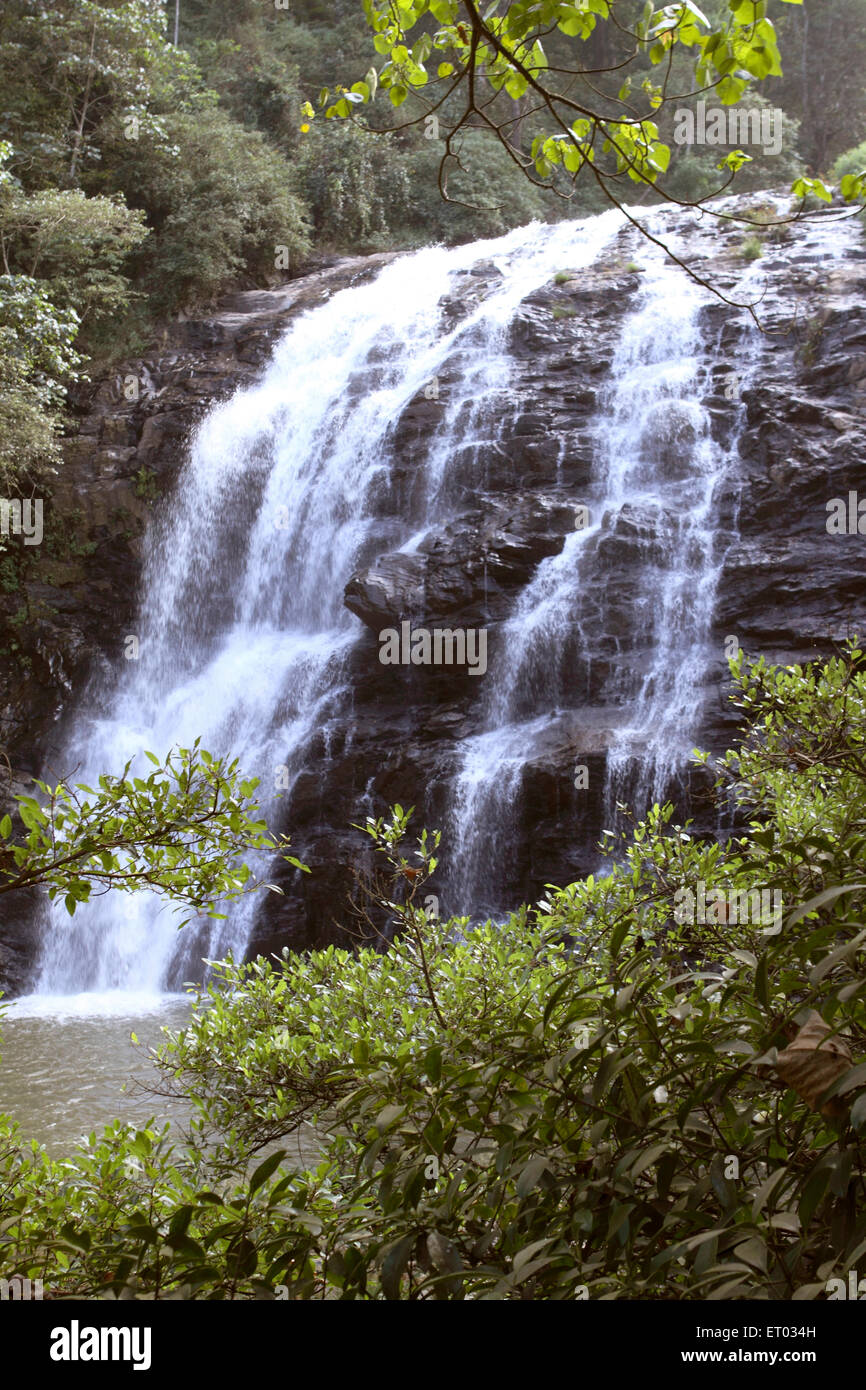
[
  {"xmin": 0, "ymin": 991, "xmax": 323, "ymax": 1171},
  {"xmin": 0, "ymin": 992, "xmax": 195, "ymax": 1153}
]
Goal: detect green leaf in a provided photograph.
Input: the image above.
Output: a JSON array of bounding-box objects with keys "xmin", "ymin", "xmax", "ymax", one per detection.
[
  {"xmin": 840, "ymin": 172, "xmax": 866, "ymax": 202},
  {"xmin": 809, "ymin": 929, "xmax": 866, "ymax": 983},
  {"xmin": 787, "ymin": 884, "xmax": 866, "ymax": 927},
  {"xmin": 424, "ymin": 1046, "xmax": 442, "ymax": 1084},
  {"xmin": 716, "ymin": 74, "xmax": 746, "ymax": 104},
  {"xmin": 375, "ymin": 1104, "xmax": 406, "ymax": 1133},
  {"xmin": 59, "ymin": 1222, "xmax": 91, "ymax": 1252},
  {"xmin": 517, "ymin": 1156, "xmax": 550, "ymax": 1199},
  {"xmin": 630, "ymin": 1142, "xmax": 668, "ymax": 1179},
  {"xmin": 249, "ymin": 1150, "xmax": 286, "ymax": 1196},
  {"xmin": 799, "ymin": 1164, "xmax": 832, "ymax": 1228},
  {"xmin": 380, "ymin": 1234, "xmax": 415, "ymax": 1300},
  {"xmin": 609, "ymin": 915, "xmax": 630, "ymax": 957},
  {"xmin": 791, "ymin": 175, "xmax": 832, "ymax": 203}
]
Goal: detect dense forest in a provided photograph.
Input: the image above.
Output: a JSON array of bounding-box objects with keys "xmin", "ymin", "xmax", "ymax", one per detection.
[
  {"xmin": 1, "ymin": 0, "xmax": 866, "ymax": 1323},
  {"xmin": 2, "ymin": 0, "xmax": 865, "ymax": 488}
]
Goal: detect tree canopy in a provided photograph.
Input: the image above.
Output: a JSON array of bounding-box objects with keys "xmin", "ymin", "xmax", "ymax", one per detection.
[
  {"xmin": 314, "ymin": 0, "xmax": 866, "ymax": 216},
  {"xmin": 1, "ymin": 0, "xmax": 865, "ymax": 489}
]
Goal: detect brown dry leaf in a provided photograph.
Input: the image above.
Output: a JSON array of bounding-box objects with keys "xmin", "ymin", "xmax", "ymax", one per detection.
[{"xmin": 774, "ymin": 1011, "xmax": 853, "ymax": 1119}]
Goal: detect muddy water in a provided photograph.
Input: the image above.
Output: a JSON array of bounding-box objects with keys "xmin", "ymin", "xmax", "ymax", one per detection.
[
  {"xmin": 0, "ymin": 994, "xmax": 194, "ymax": 1153},
  {"xmin": 0, "ymin": 992, "xmax": 323, "ymax": 1172}
]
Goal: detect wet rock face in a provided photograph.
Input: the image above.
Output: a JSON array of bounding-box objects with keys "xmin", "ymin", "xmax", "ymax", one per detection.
[
  {"xmin": 0, "ymin": 776, "xmax": 43, "ymax": 994},
  {"xmin": 3, "ymin": 210, "xmax": 866, "ymax": 985},
  {"xmin": 344, "ymin": 497, "xmax": 577, "ymax": 631},
  {"xmin": 261, "ymin": 213, "xmax": 866, "ymax": 947},
  {"xmin": 0, "ymin": 254, "xmax": 397, "ymax": 770}
]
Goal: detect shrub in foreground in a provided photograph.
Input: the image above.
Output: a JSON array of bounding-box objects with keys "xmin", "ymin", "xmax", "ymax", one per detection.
[{"xmin": 1, "ymin": 646, "xmax": 865, "ymax": 1299}]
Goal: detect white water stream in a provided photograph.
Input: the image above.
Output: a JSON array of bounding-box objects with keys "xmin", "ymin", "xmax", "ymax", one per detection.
[
  {"xmin": 4, "ymin": 202, "xmax": 859, "ymax": 1154},
  {"xmin": 448, "ymin": 227, "xmax": 743, "ymax": 907},
  {"xmin": 32, "ymin": 211, "xmax": 623, "ymax": 999}
]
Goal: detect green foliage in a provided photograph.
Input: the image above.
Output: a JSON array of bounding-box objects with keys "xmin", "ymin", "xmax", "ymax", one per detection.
[
  {"xmin": 91, "ymin": 107, "xmax": 310, "ymax": 316},
  {"xmin": 0, "ymin": 0, "xmax": 198, "ymax": 184},
  {"xmin": 769, "ymin": 0, "xmax": 866, "ymax": 172},
  {"xmin": 833, "ymin": 140, "xmax": 866, "ymax": 184},
  {"xmin": 0, "ymin": 272, "xmax": 82, "ymax": 483},
  {"xmin": 0, "ymin": 2, "xmax": 308, "ymax": 327},
  {"xmin": 0, "ymin": 741, "xmax": 303, "ymax": 923},
  {"xmin": 310, "ymin": 0, "xmax": 838, "ymax": 217},
  {"xmin": 0, "ymin": 184, "xmax": 149, "ymax": 328},
  {"xmin": 832, "ymin": 142, "xmax": 866, "ymax": 209},
  {"xmin": 0, "ymin": 135, "xmax": 148, "ymax": 480},
  {"xmin": 738, "ymin": 234, "xmax": 764, "ymax": 260},
  {"xmin": 0, "ymin": 557, "xmax": 19, "ymax": 593},
  {"xmin": 0, "ymin": 1113, "xmax": 322, "ymax": 1300},
  {"xmin": 2, "ymin": 648, "xmax": 866, "ymax": 1299},
  {"xmin": 0, "ymin": 2, "xmax": 308, "ymax": 478},
  {"xmin": 186, "ymin": 26, "xmax": 303, "ymax": 147},
  {"xmin": 295, "ymin": 120, "xmax": 411, "ymax": 248},
  {"xmin": 132, "ymin": 465, "xmax": 159, "ymax": 502}
]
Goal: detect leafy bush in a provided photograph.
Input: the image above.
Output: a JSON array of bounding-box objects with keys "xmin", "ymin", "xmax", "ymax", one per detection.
[
  {"xmin": 0, "ymin": 185, "xmax": 148, "ymax": 329},
  {"xmin": 295, "ymin": 120, "xmax": 412, "ymax": 249},
  {"xmin": 739, "ymin": 235, "xmax": 764, "ymax": 261},
  {"xmin": 831, "ymin": 140, "xmax": 866, "ymax": 218},
  {"xmin": 0, "ymin": 273, "xmax": 81, "ymax": 483},
  {"xmin": 832, "ymin": 140, "xmax": 866, "ymax": 183},
  {"xmin": 96, "ymin": 108, "xmax": 310, "ymax": 315},
  {"xmin": 2, "ymin": 646, "xmax": 866, "ymax": 1299}
]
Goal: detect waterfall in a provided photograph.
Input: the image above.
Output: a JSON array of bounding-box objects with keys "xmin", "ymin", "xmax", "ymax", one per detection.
[
  {"xmin": 34, "ymin": 212, "xmax": 623, "ymax": 997},
  {"xmin": 447, "ymin": 224, "xmax": 755, "ymax": 911}
]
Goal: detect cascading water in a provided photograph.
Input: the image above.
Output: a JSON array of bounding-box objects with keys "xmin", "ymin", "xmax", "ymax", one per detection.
[
  {"xmin": 447, "ymin": 225, "xmax": 754, "ymax": 911},
  {"xmin": 600, "ymin": 257, "xmax": 764, "ymax": 837},
  {"xmin": 33, "ymin": 211, "xmax": 623, "ymax": 998}
]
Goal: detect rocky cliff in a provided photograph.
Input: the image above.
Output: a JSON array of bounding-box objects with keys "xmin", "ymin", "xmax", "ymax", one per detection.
[{"xmin": 2, "ymin": 200, "xmax": 865, "ymax": 992}]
